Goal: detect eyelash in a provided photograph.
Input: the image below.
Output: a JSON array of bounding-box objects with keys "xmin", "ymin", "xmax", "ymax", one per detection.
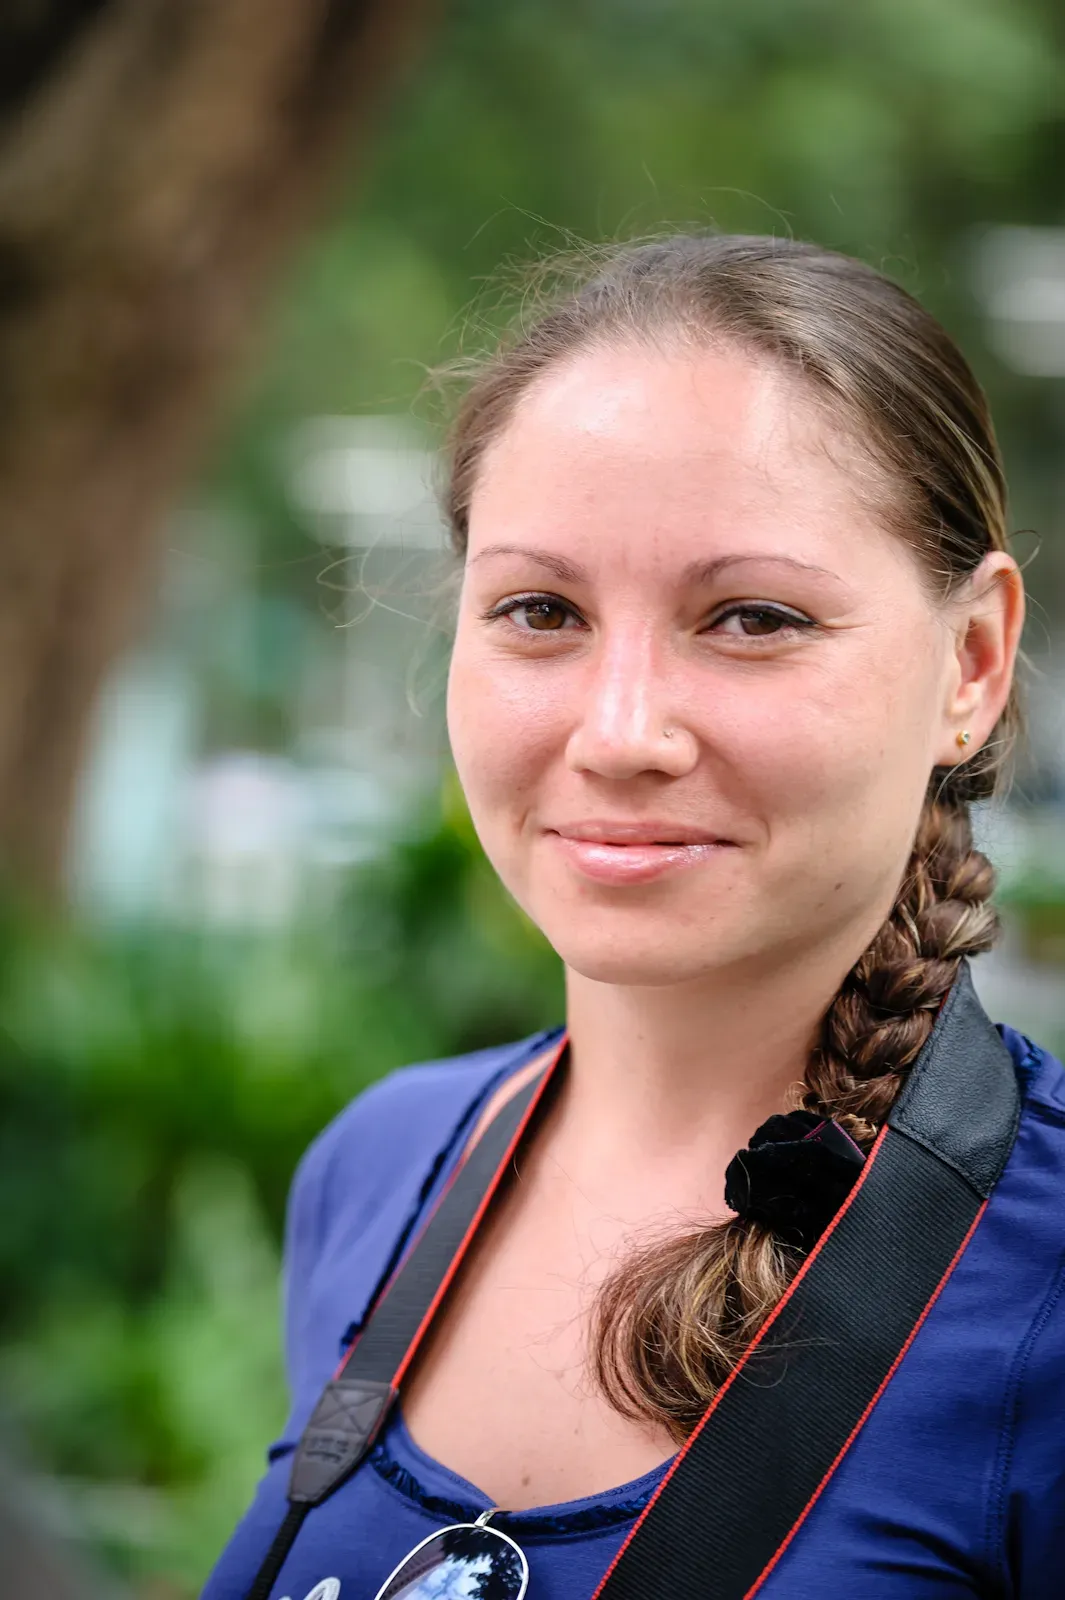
[{"xmin": 480, "ymin": 592, "xmax": 818, "ymax": 642}]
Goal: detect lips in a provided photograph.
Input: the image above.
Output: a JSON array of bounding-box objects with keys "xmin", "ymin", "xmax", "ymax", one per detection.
[
  {"xmin": 549, "ymin": 822, "xmax": 728, "ymax": 846},
  {"xmin": 545, "ymin": 825, "xmax": 734, "ymax": 885}
]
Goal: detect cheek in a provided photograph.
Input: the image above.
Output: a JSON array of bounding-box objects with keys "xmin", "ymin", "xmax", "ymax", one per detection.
[
  {"xmin": 682, "ymin": 661, "xmax": 938, "ymax": 962},
  {"xmin": 715, "ymin": 637, "xmax": 943, "ymax": 860},
  {"xmin": 445, "ymin": 634, "xmax": 558, "ymax": 820}
]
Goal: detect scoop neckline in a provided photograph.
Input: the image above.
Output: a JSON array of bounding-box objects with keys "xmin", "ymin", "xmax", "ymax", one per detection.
[{"xmin": 369, "ymin": 1402, "xmax": 674, "ymax": 1537}]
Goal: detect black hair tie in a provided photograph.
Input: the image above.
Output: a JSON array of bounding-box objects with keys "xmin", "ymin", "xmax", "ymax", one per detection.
[{"xmin": 724, "ymin": 1109, "xmax": 867, "ymax": 1253}]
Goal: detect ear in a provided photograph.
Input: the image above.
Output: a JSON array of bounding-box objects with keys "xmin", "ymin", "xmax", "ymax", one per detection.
[{"xmin": 935, "ymin": 552, "xmax": 1025, "ymax": 768}]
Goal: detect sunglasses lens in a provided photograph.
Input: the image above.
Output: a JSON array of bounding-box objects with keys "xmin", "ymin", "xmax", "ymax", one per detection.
[{"xmin": 374, "ymin": 1521, "xmax": 529, "ymax": 1600}]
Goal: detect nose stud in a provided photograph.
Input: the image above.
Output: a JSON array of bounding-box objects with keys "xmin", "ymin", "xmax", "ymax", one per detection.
[{"xmin": 956, "ymin": 730, "xmax": 972, "ymax": 748}]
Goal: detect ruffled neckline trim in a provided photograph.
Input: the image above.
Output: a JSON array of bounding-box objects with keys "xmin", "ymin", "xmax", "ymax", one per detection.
[{"xmin": 368, "ymin": 1404, "xmax": 672, "ymax": 1539}]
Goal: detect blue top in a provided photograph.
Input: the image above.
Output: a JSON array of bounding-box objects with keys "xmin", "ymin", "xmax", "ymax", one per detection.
[{"xmin": 202, "ymin": 1022, "xmax": 1065, "ymax": 1600}]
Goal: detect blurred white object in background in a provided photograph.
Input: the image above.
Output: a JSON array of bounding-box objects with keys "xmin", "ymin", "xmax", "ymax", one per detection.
[
  {"xmin": 67, "ymin": 654, "xmax": 197, "ymax": 922},
  {"xmin": 971, "ymin": 225, "xmax": 1065, "ymax": 377},
  {"xmin": 68, "ymin": 420, "xmax": 453, "ymax": 929},
  {"xmin": 174, "ymin": 752, "xmax": 306, "ymax": 927},
  {"xmin": 287, "ymin": 414, "xmax": 447, "ymax": 549}
]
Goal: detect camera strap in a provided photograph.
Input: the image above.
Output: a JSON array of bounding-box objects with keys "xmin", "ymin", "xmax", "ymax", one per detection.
[{"xmin": 245, "ymin": 961, "xmax": 1020, "ymax": 1600}]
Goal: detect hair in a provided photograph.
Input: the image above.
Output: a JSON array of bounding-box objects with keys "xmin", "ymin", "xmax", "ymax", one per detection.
[{"xmin": 440, "ymin": 233, "xmax": 1019, "ymax": 1439}]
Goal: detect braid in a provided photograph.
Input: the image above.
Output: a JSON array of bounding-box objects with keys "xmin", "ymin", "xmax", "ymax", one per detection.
[
  {"xmin": 590, "ymin": 793, "xmax": 1000, "ymax": 1439},
  {"xmin": 803, "ymin": 796, "xmax": 999, "ymax": 1147}
]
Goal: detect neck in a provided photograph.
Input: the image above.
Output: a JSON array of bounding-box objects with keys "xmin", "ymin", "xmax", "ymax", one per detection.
[{"xmin": 559, "ymin": 941, "xmax": 862, "ymax": 1165}]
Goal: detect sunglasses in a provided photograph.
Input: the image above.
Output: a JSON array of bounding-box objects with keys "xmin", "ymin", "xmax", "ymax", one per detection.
[{"xmin": 373, "ymin": 1509, "xmax": 528, "ymax": 1600}]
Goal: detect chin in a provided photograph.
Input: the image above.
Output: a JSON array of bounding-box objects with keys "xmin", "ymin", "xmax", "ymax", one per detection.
[{"xmin": 543, "ymin": 925, "xmax": 741, "ymax": 989}]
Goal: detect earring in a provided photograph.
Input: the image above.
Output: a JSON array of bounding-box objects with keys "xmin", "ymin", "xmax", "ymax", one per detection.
[
  {"xmin": 956, "ymin": 730, "xmax": 972, "ymax": 748},
  {"xmin": 663, "ymin": 727, "xmax": 675, "ymax": 740}
]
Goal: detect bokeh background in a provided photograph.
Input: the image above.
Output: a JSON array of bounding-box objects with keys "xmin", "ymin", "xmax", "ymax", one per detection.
[{"xmin": 1, "ymin": 3, "xmax": 1063, "ymax": 1594}]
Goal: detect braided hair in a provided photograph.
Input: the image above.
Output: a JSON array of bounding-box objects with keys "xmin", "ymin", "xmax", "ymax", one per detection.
[{"xmin": 442, "ymin": 234, "xmax": 1020, "ymax": 1440}]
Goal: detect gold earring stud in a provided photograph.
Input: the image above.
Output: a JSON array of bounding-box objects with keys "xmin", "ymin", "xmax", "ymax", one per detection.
[
  {"xmin": 956, "ymin": 730, "xmax": 971, "ymax": 748},
  {"xmin": 663, "ymin": 728, "xmax": 675, "ymax": 739}
]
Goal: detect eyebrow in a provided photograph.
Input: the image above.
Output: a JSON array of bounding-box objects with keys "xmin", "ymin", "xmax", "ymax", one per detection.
[{"xmin": 468, "ymin": 543, "xmax": 836, "ymax": 586}]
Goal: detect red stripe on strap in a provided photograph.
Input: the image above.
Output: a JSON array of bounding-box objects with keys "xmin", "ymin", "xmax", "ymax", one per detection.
[
  {"xmin": 394, "ymin": 1035, "xmax": 567, "ymax": 1388},
  {"xmin": 324, "ymin": 1037, "xmax": 568, "ymax": 1385},
  {"xmin": 329, "ymin": 1034, "xmax": 569, "ymax": 1385},
  {"xmin": 592, "ymin": 1125, "xmax": 889, "ymax": 1598},
  {"xmin": 741, "ymin": 1198, "xmax": 986, "ymax": 1596}
]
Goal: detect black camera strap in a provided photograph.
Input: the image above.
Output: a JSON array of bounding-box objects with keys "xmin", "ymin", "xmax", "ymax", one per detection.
[
  {"xmin": 592, "ymin": 961, "xmax": 1020, "ymax": 1596},
  {"xmin": 245, "ymin": 962, "xmax": 1020, "ymax": 1600}
]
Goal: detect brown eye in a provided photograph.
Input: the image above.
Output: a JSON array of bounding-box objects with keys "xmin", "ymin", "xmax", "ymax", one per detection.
[
  {"xmin": 523, "ymin": 601, "xmax": 570, "ymax": 630},
  {"xmin": 485, "ymin": 594, "xmax": 581, "ymax": 633},
  {"xmin": 738, "ymin": 608, "xmax": 786, "ymax": 636},
  {"xmin": 711, "ymin": 603, "xmax": 813, "ymax": 639}
]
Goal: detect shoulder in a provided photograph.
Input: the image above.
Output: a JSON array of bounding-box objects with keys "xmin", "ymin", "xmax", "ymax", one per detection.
[
  {"xmin": 996, "ymin": 1020, "xmax": 1065, "ymax": 1296},
  {"xmin": 1004, "ymin": 1023, "xmax": 1065, "ymax": 1122},
  {"xmin": 933, "ymin": 1025, "xmax": 1065, "ymax": 1388},
  {"xmin": 288, "ymin": 1026, "xmax": 562, "ymax": 1257},
  {"xmin": 988, "ymin": 1025, "xmax": 1065, "ymax": 1237},
  {"xmin": 1000, "ymin": 1023, "xmax": 1065, "ymax": 1206},
  {"xmin": 294, "ymin": 1027, "xmax": 561, "ymax": 1229}
]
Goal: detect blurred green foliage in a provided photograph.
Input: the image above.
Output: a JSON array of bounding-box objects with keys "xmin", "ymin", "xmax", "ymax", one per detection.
[
  {"xmin": 5, "ymin": 0, "xmax": 1065, "ymax": 1592},
  {"xmin": 0, "ymin": 781, "xmax": 562, "ymax": 1591}
]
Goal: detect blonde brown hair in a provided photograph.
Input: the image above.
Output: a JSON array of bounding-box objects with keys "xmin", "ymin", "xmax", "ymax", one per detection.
[{"xmin": 442, "ymin": 234, "xmax": 1019, "ymax": 1439}]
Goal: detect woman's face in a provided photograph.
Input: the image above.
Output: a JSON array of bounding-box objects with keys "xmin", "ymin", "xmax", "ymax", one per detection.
[{"xmin": 446, "ymin": 342, "xmax": 981, "ymax": 988}]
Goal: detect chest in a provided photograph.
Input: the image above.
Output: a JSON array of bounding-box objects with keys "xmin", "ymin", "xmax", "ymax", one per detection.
[
  {"xmin": 400, "ymin": 1172, "xmax": 679, "ymax": 1509},
  {"xmin": 218, "ymin": 1279, "xmax": 1018, "ymax": 1600}
]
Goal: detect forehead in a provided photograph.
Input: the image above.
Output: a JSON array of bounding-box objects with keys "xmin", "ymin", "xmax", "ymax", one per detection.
[{"xmin": 468, "ymin": 341, "xmax": 899, "ymax": 576}]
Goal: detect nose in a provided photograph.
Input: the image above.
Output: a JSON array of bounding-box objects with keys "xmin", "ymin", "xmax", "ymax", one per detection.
[{"xmin": 564, "ymin": 625, "xmax": 696, "ymax": 780}]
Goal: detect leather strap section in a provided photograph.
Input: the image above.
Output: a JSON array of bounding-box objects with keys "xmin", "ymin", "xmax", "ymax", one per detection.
[
  {"xmin": 889, "ymin": 961, "xmax": 1020, "ymax": 1199},
  {"xmin": 289, "ymin": 1378, "xmax": 397, "ymax": 1506}
]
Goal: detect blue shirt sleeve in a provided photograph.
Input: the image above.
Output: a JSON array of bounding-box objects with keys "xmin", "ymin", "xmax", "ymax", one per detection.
[
  {"xmin": 274, "ymin": 1077, "xmax": 410, "ymax": 1444},
  {"xmin": 280, "ymin": 1125, "xmax": 332, "ymax": 1428}
]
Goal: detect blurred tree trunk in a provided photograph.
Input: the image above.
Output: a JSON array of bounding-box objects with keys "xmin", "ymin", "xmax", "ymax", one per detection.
[{"xmin": 0, "ymin": 0, "xmax": 430, "ymax": 895}]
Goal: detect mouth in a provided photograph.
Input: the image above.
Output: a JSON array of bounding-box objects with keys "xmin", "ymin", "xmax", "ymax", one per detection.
[
  {"xmin": 544, "ymin": 827, "xmax": 735, "ymax": 885},
  {"xmin": 549, "ymin": 822, "xmax": 730, "ymax": 847}
]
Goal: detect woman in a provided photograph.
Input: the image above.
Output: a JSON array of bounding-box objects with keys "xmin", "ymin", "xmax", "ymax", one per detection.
[{"xmin": 203, "ymin": 235, "xmax": 1064, "ymax": 1600}]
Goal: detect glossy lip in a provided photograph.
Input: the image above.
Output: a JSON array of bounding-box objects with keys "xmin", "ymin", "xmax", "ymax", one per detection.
[{"xmin": 545, "ymin": 825, "xmax": 735, "ymax": 885}]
